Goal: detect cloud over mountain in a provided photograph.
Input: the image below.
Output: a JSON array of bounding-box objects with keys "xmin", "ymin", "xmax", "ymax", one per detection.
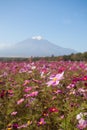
[{"xmin": 32, "ymin": 36, "xmax": 43, "ymax": 40}]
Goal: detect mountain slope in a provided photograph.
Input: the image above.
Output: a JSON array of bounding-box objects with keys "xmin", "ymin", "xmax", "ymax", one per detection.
[{"xmin": 0, "ymin": 38, "xmax": 77, "ymax": 57}]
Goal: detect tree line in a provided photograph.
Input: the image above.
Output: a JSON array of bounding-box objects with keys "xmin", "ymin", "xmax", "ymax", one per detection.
[{"xmin": 0, "ymin": 51, "xmax": 87, "ymax": 61}]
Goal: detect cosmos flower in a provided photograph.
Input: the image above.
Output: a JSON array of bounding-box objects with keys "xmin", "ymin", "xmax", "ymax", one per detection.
[
  {"xmin": 24, "ymin": 91, "xmax": 38, "ymax": 98},
  {"xmin": 24, "ymin": 87, "xmax": 32, "ymax": 93},
  {"xmin": 76, "ymin": 113, "xmax": 81, "ymax": 120},
  {"xmin": 28, "ymin": 91, "xmax": 38, "ymax": 97},
  {"xmin": 82, "ymin": 76, "xmax": 87, "ymax": 81},
  {"xmin": 47, "ymin": 72, "xmax": 64, "ymax": 86},
  {"xmin": 12, "ymin": 123, "xmax": 18, "ymax": 129},
  {"xmin": 0, "ymin": 90, "xmax": 5, "ymax": 98},
  {"xmin": 17, "ymin": 121, "xmax": 32, "ymax": 129},
  {"xmin": 48, "ymin": 107, "xmax": 59, "ymax": 113},
  {"xmin": 42, "ymin": 111, "xmax": 49, "ymax": 117},
  {"xmin": 77, "ymin": 119, "xmax": 87, "ymax": 129},
  {"xmin": 53, "ymin": 89, "xmax": 62, "ymax": 94},
  {"xmin": 6, "ymin": 90, "xmax": 14, "ymax": 97},
  {"xmin": 23, "ymin": 80, "xmax": 30, "ymax": 86},
  {"xmin": 67, "ymin": 83, "xmax": 75, "ymax": 89},
  {"xmin": 76, "ymin": 112, "xmax": 87, "ymax": 129},
  {"xmin": 18, "ymin": 124, "xmax": 27, "ymax": 129},
  {"xmin": 17, "ymin": 98, "xmax": 24, "ymax": 105},
  {"xmin": 38, "ymin": 118, "xmax": 46, "ymax": 126},
  {"xmin": 11, "ymin": 111, "xmax": 17, "ymax": 116}
]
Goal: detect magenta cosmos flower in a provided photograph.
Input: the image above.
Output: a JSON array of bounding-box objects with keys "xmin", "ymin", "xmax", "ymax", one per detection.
[
  {"xmin": 48, "ymin": 107, "xmax": 59, "ymax": 113},
  {"xmin": 24, "ymin": 87, "xmax": 32, "ymax": 93},
  {"xmin": 29, "ymin": 91, "xmax": 38, "ymax": 97},
  {"xmin": 12, "ymin": 123, "xmax": 19, "ymax": 129},
  {"xmin": 38, "ymin": 118, "xmax": 46, "ymax": 126},
  {"xmin": 47, "ymin": 72, "xmax": 64, "ymax": 87}
]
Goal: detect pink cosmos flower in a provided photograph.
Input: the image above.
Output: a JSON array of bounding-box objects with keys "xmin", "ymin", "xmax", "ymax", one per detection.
[
  {"xmin": 11, "ymin": 111, "xmax": 17, "ymax": 116},
  {"xmin": 77, "ymin": 119, "xmax": 87, "ymax": 129},
  {"xmin": 47, "ymin": 72, "xmax": 64, "ymax": 87},
  {"xmin": 38, "ymin": 118, "xmax": 46, "ymax": 126},
  {"xmin": 67, "ymin": 83, "xmax": 75, "ymax": 89},
  {"xmin": 76, "ymin": 112, "xmax": 87, "ymax": 129},
  {"xmin": 29, "ymin": 91, "xmax": 38, "ymax": 97},
  {"xmin": 23, "ymin": 80, "xmax": 30, "ymax": 86},
  {"xmin": 17, "ymin": 98, "xmax": 24, "ymax": 105},
  {"xmin": 24, "ymin": 91, "xmax": 38, "ymax": 98},
  {"xmin": 53, "ymin": 89, "xmax": 62, "ymax": 94},
  {"xmin": 18, "ymin": 124, "xmax": 28, "ymax": 129},
  {"xmin": 24, "ymin": 87, "xmax": 32, "ymax": 93},
  {"xmin": 7, "ymin": 90, "xmax": 14, "ymax": 97},
  {"xmin": 78, "ymin": 88, "xmax": 86, "ymax": 93}
]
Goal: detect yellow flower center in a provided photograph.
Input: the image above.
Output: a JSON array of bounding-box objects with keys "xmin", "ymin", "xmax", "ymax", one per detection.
[
  {"xmin": 39, "ymin": 121, "xmax": 43, "ymax": 125},
  {"xmin": 27, "ymin": 120, "xmax": 31, "ymax": 125},
  {"xmin": 7, "ymin": 128, "xmax": 12, "ymax": 130},
  {"xmin": 53, "ymin": 77, "xmax": 57, "ymax": 82}
]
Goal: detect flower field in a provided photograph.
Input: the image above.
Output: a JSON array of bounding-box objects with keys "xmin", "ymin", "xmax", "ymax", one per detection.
[{"xmin": 0, "ymin": 60, "xmax": 87, "ymax": 130}]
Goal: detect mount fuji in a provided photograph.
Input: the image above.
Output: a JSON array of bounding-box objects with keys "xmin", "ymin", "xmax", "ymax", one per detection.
[{"xmin": 0, "ymin": 36, "xmax": 76, "ymax": 57}]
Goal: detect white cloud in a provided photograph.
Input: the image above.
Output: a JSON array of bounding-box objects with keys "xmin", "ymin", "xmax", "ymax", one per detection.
[{"xmin": 32, "ymin": 36, "xmax": 43, "ymax": 40}]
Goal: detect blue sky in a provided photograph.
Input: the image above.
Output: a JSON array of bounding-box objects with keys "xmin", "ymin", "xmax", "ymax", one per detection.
[{"xmin": 0, "ymin": 0, "xmax": 87, "ymax": 52}]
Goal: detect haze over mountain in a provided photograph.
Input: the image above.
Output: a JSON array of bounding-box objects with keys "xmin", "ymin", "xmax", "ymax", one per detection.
[{"xmin": 0, "ymin": 36, "xmax": 77, "ymax": 57}]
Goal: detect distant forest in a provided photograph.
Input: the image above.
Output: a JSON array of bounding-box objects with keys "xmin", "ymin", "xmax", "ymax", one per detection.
[{"xmin": 0, "ymin": 51, "xmax": 87, "ymax": 62}]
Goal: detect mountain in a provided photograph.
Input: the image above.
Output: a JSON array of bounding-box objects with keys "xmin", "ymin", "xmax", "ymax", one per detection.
[{"xmin": 0, "ymin": 37, "xmax": 77, "ymax": 57}]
